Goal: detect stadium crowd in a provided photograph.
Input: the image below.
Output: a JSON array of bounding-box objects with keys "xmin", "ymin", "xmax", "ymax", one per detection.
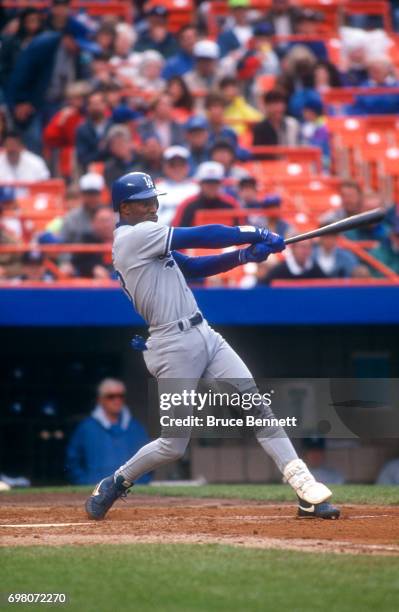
[{"xmin": 0, "ymin": 0, "xmax": 399, "ymax": 286}]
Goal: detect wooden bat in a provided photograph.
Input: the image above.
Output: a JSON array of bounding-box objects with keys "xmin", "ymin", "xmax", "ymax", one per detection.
[{"xmin": 284, "ymin": 208, "xmax": 385, "ymax": 245}]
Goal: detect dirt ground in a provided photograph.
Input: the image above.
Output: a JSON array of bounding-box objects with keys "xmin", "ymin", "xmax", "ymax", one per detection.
[{"xmin": 1, "ymin": 493, "xmax": 399, "ymax": 555}]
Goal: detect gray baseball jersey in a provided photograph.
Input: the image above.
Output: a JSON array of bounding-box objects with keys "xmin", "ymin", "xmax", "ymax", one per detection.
[{"xmin": 112, "ymin": 221, "xmax": 198, "ymax": 327}]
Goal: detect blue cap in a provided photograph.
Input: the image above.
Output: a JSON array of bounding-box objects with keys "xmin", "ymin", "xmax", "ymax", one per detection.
[
  {"xmin": 64, "ymin": 18, "xmax": 102, "ymax": 56},
  {"xmin": 112, "ymin": 105, "xmax": 141, "ymax": 123},
  {"xmin": 111, "ymin": 172, "xmax": 166, "ymax": 212},
  {"xmin": 0, "ymin": 186, "xmax": 16, "ymax": 203},
  {"xmin": 185, "ymin": 116, "xmax": 209, "ymax": 131}
]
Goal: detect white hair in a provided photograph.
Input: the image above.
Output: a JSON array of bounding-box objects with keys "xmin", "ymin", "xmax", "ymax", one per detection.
[{"xmin": 97, "ymin": 378, "xmax": 126, "ymax": 397}]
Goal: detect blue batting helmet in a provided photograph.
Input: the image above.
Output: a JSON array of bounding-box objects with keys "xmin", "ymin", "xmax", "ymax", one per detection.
[{"xmin": 111, "ymin": 172, "xmax": 166, "ymax": 212}]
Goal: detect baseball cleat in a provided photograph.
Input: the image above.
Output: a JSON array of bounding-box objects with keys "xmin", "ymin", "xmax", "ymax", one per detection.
[
  {"xmin": 283, "ymin": 459, "xmax": 332, "ymax": 504},
  {"xmin": 85, "ymin": 474, "xmax": 132, "ymax": 520},
  {"xmin": 297, "ymin": 496, "xmax": 340, "ymax": 519}
]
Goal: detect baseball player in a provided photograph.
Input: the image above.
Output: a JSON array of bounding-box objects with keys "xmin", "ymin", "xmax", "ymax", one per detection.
[{"xmin": 85, "ymin": 172, "xmax": 340, "ymax": 521}]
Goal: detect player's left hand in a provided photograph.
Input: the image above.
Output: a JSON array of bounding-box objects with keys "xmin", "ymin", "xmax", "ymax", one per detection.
[{"xmin": 260, "ymin": 229, "xmax": 286, "ymax": 252}]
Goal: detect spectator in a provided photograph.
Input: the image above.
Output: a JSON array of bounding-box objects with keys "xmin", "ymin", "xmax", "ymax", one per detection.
[
  {"xmin": 344, "ymin": 191, "xmax": 390, "ymax": 243},
  {"xmin": 95, "ymin": 23, "xmax": 116, "ymax": 57},
  {"xmin": 249, "ymin": 21, "xmax": 280, "ymax": 77},
  {"xmin": 66, "ymin": 378, "xmax": 151, "ymax": 485},
  {"xmin": 109, "ymin": 24, "xmax": 139, "ymax": 85},
  {"xmin": 313, "ymin": 234, "xmax": 358, "ymax": 278},
  {"xmin": 156, "ymin": 146, "xmax": 199, "ymax": 225},
  {"xmin": 0, "ymin": 8, "xmax": 43, "ymax": 90},
  {"xmin": 302, "ymin": 437, "xmax": 345, "ymax": 485},
  {"xmin": 311, "ymin": 60, "xmax": 342, "ymax": 93},
  {"xmin": 210, "ymin": 140, "xmax": 248, "ymax": 181},
  {"xmin": 321, "ymin": 180, "xmax": 363, "ymax": 224},
  {"xmin": 299, "ymin": 97, "xmax": 330, "ymax": 164},
  {"xmin": 134, "ymin": 50, "xmax": 165, "ymax": 94},
  {"xmin": 162, "ymin": 25, "xmax": 198, "ymax": 80},
  {"xmin": 134, "ymin": 6, "xmax": 178, "ymax": 59},
  {"xmin": 370, "ymin": 216, "xmax": 399, "ymax": 276},
  {"xmin": 72, "ymin": 206, "xmax": 115, "ymax": 279},
  {"xmin": 217, "ymin": 0, "xmax": 253, "ymax": 58},
  {"xmin": 219, "ymin": 76, "xmax": 263, "ymax": 136},
  {"xmin": 165, "ymin": 76, "xmax": 195, "ymax": 122},
  {"xmin": 134, "ymin": 136, "xmax": 164, "ymax": 180},
  {"xmin": 173, "ymin": 161, "xmax": 240, "ymax": 227},
  {"xmin": 43, "ymin": 80, "xmax": 90, "ymax": 178},
  {"xmin": 0, "ymin": 194, "xmax": 21, "ymax": 279},
  {"xmin": 291, "ymin": 10, "xmax": 328, "ymax": 60},
  {"xmin": 252, "ymin": 90, "xmax": 300, "ymax": 146},
  {"xmin": 0, "ymin": 131, "xmax": 49, "ymax": 181},
  {"xmin": 76, "ymin": 92, "xmax": 112, "ymax": 172},
  {"xmin": 6, "ymin": 21, "xmax": 99, "ymax": 153},
  {"xmin": 265, "ymin": 0, "xmax": 299, "ymax": 35},
  {"xmin": 237, "ymin": 175, "xmax": 260, "ymax": 208},
  {"xmin": 138, "ymin": 94, "xmax": 185, "ymax": 149},
  {"xmin": 376, "ymin": 457, "xmax": 399, "ymax": 485},
  {"xmin": 246, "ymin": 193, "xmax": 291, "ymax": 237},
  {"xmin": 104, "ymin": 125, "xmax": 140, "ymax": 189},
  {"xmin": 349, "ymin": 57, "xmax": 399, "ymax": 115},
  {"xmin": 0, "ymin": 185, "xmax": 22, "ymax": 239},
  {"xmin": 205, "ymin": 93, "xmax": 238, "ymax": 147},
  {"xmin": 341, "ymin": 44, "xmax": 368, "ymax": 87},
  {"xmin": 18, "ymin": 250, "xmax": 54, "ymax": 282},
  {"xmin": 60, "ymin": 173, "xmax": 104, "ymax": 243},
  {"xmin": 43, "ymin": 0, "xmax": 73, "ymax": 33},
  {"xmin": 184, "ymin": 116, "xmax": 210, "ymax": 172},
  {"xmin": 184, "ymin": 40, "xmax": 221, "ymax": 93},
  {"xmin": 259, "ymin": 240, "xmax": 327, "ymax": 284},
  {"xmin": 89, "ymin": 52, "xmax": 122, "ymax": 93}
]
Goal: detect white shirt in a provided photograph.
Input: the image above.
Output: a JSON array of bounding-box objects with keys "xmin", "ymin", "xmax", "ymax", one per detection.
[
  {"xmin": 0, "ymin": 150, "xmax": 50, "ymax": 182},
  {"xmin": 113, "ymin": 221, "xmax": 198, "ymax": 328},
  {"xmin": 156, "ymin": 179, "xmax": 199, "ymax": 226}
]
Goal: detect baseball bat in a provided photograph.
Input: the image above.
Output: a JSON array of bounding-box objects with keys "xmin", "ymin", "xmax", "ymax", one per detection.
[{"xmin": 284, "ymin": 208, "xmax": 385, "ymax": 245}]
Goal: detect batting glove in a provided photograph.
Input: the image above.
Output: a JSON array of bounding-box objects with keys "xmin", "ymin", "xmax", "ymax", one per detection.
[
  {"xmin": 260, "ymin": 229, "xmax": 286, "ymax": 252},
  {"xmin": 239, "ymin": 242, "xmax": 277, "ymax": 264}
]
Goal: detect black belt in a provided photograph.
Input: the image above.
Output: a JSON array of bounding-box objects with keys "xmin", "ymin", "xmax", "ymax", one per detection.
[{"xmin": 178, "ymin": 312, "xmax": 203, "ymax": 331}]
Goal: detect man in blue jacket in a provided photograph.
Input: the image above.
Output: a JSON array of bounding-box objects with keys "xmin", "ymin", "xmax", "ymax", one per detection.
[{"xmin": 66, "ymin": 378, "xmax": 152, "ymax": 485}]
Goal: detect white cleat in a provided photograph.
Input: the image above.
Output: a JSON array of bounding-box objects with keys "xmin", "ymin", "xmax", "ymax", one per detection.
[{"xmin": 283, "ymin": 459, "xmax": 332, "ymax": 505}]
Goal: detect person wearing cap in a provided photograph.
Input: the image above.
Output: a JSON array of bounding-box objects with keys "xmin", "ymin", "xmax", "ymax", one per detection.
[
  {"xmin": 6, "ymin": 19, "xmax": 99, "ymax": 153},
  {"xmin": 104, "ymin": 125, "xmax": 140, "ymax": 189},
  {"xmin": 370, "ymin": 216, "xmax": 399, "ymax": 276},
  {"xmin": 217, "ymin": 0, "xmax": 252, "ymax": 58},
  {"xmin": 138, "ymin": 93, "xmax": 185, "ymax": 149},
  {"xmin": 219, "ymin": 76, "xmax": 263, "ymax": 136},
  {"xmin": 258, "ymin": 236, "xmax": 327, "ymax": 285},
  {"xmin": 184, "ymin": 115, "xmax": 211, "ymax": 172},
  {"xmin": 172, "ymin": 161, "xmax": 240, "ymax": 227},
  {"xmin": 134, "ymin": 6, "xmax": 178, "ymax": 59},
  {"xmin": 184, "ymin": 40, "xmax": 221, "ymax": 93},
  {"xmin": 299, "ymin": 96, "xmax": 330, "ymax": 165},
  {"xmin": 301, "ymin": 438, "xmax": 345, "ymax": 485},
  {"xmin": 162, "ymin": 25, "xmax": 198, "ymax": 80},
  {"xmin": 76, "ymin": 91, "xmax": 113, "ymax": 172},
  {"xmin": 59, "ymin": 173, "xmax": 105, "ymax": 243},
  {"xmin": 265, "ymin": 0, "xmax": 300, "ymax": 36},
  {"xmin": 0, "ymin": 130, "xmax": 49, "ymax": 182},
  {"xmin": 155, "ymin": 146, "xmax": 199, "ymax": 225}
]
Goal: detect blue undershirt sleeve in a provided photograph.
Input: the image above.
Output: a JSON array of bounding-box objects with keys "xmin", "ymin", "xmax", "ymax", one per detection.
[
  {"xmin": 172, "ymin": 250, "xmax": 241, "ymax": 279},
  {"xmin": 169, "ymin": 225, "xmax": 265, "ymax": 250}
]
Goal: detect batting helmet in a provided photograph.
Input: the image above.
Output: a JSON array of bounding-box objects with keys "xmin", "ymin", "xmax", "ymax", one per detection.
[{"xmin": 111, "ymin": 172, "xmax": 166, "ymax": 212}]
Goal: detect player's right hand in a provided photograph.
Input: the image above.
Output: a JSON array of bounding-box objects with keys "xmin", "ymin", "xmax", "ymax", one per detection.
[{"xmin": 239, "ymin": 239, "xmax": 285, "ymax": 264}]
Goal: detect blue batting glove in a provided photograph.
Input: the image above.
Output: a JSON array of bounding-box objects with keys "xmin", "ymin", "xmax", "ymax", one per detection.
[
  {"xmin": 239, "ymin": 242, "xmax": 275, "ymax": 264},
  {"xmin": 260, "ymin": 230, "xmax": 285, "ymax": 252}
]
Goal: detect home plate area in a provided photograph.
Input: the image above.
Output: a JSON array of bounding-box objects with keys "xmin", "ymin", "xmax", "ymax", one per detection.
[{"xmin": 1, "ymin": 492, "xmax": 399, "ymax": 555}]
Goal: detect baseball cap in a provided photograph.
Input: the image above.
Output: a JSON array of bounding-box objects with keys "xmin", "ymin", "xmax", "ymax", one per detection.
[
  {"xmin": 163, "ymin": 146, "xmax": 190, "ymax": 161},
  {"xmin": 196, "ymin": 161, "xmax": 224, "ymax": 182},
  {"xmin": 185, "ymin": 115, "xmax": 209, "ymax": 131},
  {"xmin": 64, "ymin": 19, "xmax": 102, "ymax": 56},
  {"xmin": 194, "ymin": 40, "xmax": 219, "ymax": 60},
  {"xmin": 79, "ymin": 173, "xmax": 105, "ymax": 193}
]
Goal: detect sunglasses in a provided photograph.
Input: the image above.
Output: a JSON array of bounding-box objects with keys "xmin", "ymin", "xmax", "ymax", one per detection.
[{"xmin": 103, "ymin": 393, "xmax": 125, "ymax": 400}]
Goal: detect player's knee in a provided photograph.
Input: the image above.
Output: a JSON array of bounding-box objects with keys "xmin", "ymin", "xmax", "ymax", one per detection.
[{"xmin": 159, "ymin": 438, "xmax": 188, "ymax": 461}]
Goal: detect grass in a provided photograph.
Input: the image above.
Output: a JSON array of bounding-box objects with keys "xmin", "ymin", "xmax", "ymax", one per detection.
[
  {"xmin": 3, "ymin": 484, "xmax": 399, "ymax": 505},
  {"xmin": 1, "ymin": 544, "xmax": 399, "ymax": 612}
]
